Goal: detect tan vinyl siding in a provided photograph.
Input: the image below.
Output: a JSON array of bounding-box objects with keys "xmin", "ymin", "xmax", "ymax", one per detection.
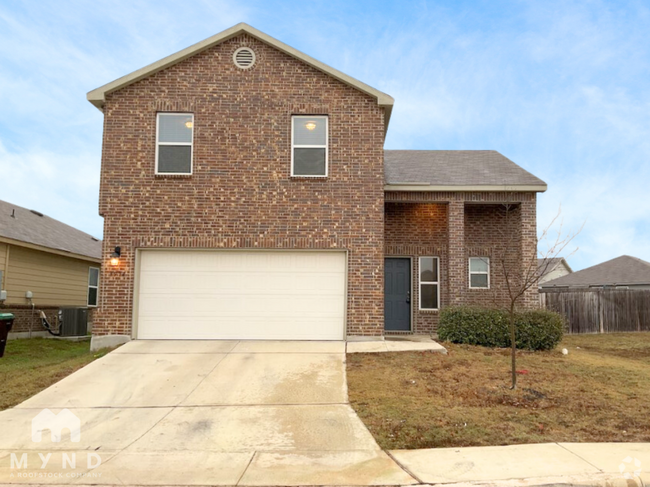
[
  {"xmin": 539, "ymin": 263, "xmax": 572, "ymax": 284},
  {"xmin": 0, "ymin": 243, "xmax": 7, "ymax": 289},
  {"xmin": 0, "ymin": 243, "xmax": 7, "ymax": 271},
  {"xmin": 4, "ymin": 245, "xmax": 97, "ymax": 306}
]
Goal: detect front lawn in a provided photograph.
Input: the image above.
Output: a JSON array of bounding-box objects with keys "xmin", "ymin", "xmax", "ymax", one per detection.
[
  {"xmin": 347, "ymin": 333, "xmax": 650, "ymax": 449},
  {"xmin": 0, "ymin": 338, "xmax": 110, "ymax": 410}
]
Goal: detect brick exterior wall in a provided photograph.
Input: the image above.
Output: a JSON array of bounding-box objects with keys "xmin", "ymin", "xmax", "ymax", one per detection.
[
  {"xmin": 95, "ymin": 34, "xmax": 386, "ymax": 338},
  {"xmin": 385, "ymin": 203, "xmax": 448, "ymax": 333},
  {"xmin": 384, "ymin": 192, "xmax": 539, "ymax": 334},
  {"xmin": 2, "ymin": 306, "xmax": 95, "ymax": 335}
]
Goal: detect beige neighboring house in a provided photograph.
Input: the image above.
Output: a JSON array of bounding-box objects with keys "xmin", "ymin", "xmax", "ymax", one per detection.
[
  {"xmin": 0, "ymin": 199, "xmax": 102, "ymax": 337},
  {"xmin": 538, "ymin": 257, "xmax": 573, "ymax": 285}
]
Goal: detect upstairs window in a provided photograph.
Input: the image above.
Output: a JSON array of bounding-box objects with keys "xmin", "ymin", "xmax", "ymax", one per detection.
[
  {"xmin": 291, "ymin": 115, "xmax": 328, "ymax": 177},
  {"xmin": 469, "ymin": 257, "xmax": 490, "ymax": 289},
  {"xmin": 156, "ymin": 113, "xmax": 194, "ymax": 174}
]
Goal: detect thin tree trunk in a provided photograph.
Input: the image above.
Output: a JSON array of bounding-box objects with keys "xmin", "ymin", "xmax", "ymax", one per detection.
[{"xmin": 510, "ymin": 304, "xmax": 517, "ymax": 390}]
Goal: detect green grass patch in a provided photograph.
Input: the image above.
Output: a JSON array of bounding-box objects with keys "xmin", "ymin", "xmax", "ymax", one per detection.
[{"xmin": 0, "ymin": 338, "xmax": 110, "ymax": 410}]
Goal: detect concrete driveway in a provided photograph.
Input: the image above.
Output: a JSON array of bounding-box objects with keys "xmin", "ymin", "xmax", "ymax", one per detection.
[{"xmin": 0, "ymin": 340, "xmax": 415, "ymax": 486}]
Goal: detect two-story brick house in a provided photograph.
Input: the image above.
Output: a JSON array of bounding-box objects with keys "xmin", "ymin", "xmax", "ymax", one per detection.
[{"xmin": 87, "ymin": 23, "xmax": 546, "ymax": 350}]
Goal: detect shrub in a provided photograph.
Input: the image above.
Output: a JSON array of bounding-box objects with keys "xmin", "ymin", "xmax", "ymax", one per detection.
[{"xmin": 438, "ymin": 306, "xmax": 564, "ymax": 351}]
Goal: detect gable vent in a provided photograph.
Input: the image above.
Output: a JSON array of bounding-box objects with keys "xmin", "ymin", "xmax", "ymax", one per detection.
[{"xmin": 233, "ymin": 47, "xmax": 256, "ymax": 69}]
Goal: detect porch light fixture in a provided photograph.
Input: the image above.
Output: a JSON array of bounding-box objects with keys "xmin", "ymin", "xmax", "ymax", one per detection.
[
  {"xmin": 305, "ymin": 121, "xmax": 317, "ymax": 131},
  {"xmin": 110, "ymin": 246, "xmax": 121, "ymax": 267}
]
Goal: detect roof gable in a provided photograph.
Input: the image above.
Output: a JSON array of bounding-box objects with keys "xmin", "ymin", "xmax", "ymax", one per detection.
[
  {"xmin": 87, "ymin": 23, "xmax": 394, "ymax": 126},
  {"xmin": 0, "ymin": 200, "xmax": 101, "ymax": 261},
  {"xmin": 538, "ymin": 257, "xmax": 572, "ymax": 277},
  {"xmin": 542, "ymin": 255, "xmax": 650, "ymax": 287}
]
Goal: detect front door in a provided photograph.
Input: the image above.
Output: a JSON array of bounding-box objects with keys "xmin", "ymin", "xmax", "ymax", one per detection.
[{"xmin": 384, "ymin": 258, "xmax": 411, "ymax": 331}]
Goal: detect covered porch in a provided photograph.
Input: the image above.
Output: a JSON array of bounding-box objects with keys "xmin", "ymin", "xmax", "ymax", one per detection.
[{"xmin": 383, "ymin": 191, "xmax": 538, "ymax": 335}]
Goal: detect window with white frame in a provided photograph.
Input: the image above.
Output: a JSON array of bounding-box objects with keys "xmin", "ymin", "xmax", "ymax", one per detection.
[
  {"xmin": 156, "ymin": 113, "xmax": 194, "ymax": 174},
  {"xmin": 419, "ymin": 257, "xmax": 440, "ymax": 310},
  {"xmin": 469, "ymin": 257, "xmax": 490, "ymax": 289},
  {"xmin": 88, "ymin": 267, "xmax": 99, "ymax": 307},
  {"xmin": 291, "ymin": 115, "xmax": 328, "ymax": 177}
]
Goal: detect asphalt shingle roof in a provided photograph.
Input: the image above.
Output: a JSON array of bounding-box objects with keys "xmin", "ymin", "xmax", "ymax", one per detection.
[
  {"xmin": 384, "ymin": 150, "xmax": 546, "ymax": 187},
  {"xmin": 541, "ymin": 255, "xmax": 650, "ymax": 287},
  {"xmin": 0, "ymin": 199, "xmax": 101, "ymax": 260}
]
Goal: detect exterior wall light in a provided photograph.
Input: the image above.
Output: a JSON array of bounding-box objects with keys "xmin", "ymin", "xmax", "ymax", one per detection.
[{"xmin": 110, "ymin": 246, "xmax": 121, "ymax": 266}]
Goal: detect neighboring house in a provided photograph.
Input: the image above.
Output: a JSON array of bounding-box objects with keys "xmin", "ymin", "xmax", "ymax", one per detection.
[
  {"xmin": 538, "ymin": 257, "xmax": 573, "ymax": 285},
  {"xmin": 0, "ymin": 199, "xmax": 102, "ymax": 337},
  {"xmin": 86, "ymin": 23, "xmax": 546, "ymax": 349},
  {"xmin": 541, "ymin": 255, "xmax": 650, "ymax": 289}
]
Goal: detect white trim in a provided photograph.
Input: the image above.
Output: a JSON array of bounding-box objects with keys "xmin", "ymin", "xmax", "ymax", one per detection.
[
  {"xmin": 155, "ymin": 113, "xmax": 194, "ymax": 175},
  {"xmin": 385, "ymin": 184, "xmax": 548, "ymax": 193},
  {"xmin": 418, "ymin": 256, "xmax": 440, "ymax": 311},
  {"xmin": 291, "ymin": 115, "xmax": 328, "ymax": 178},
  {"xmin": 87, "ymin": 267, "xmax": 100, "ymax": 307},
  {"xmin": 469, "ymin": 257, "xmax": 490, "ymax": 289}
]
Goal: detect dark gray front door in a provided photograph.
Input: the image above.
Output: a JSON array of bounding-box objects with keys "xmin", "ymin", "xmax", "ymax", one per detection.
[{"xmin": 384, "ymin": 258, "xmax": 411, "ymax": 331}]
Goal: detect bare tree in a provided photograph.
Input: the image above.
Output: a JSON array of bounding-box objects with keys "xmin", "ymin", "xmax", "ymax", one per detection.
[{"xmin": 496, "ymin": 202, "xmax": 582, "ymax": 389}]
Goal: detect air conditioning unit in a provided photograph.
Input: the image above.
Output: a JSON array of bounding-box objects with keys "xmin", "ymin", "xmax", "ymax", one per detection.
[{"xmin": 58, "ymin": 308, "xmax": 89, "ymax": 337}]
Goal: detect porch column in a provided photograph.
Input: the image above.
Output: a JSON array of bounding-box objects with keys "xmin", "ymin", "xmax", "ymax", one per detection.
[
  {"xmin": 447, "ymin": 199, "xmax": 465, "ymax": 305},
  {"xmin": 520, "ymin": 197, "xmax": 538, "ymax": 308}
]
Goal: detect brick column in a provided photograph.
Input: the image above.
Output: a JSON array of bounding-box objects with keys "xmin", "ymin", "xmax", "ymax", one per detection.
[
  {"xmin": 447, "ymin": 199, "xmax": 465, "ymax": 306},
  {"xmin": 520, "ymin": 197, "xmax": 538, "ymax": 308}
]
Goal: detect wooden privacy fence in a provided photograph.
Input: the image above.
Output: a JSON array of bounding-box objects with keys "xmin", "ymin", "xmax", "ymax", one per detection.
[{"xmin": 539, "ymin": 289, "xmax": 650, "ymax": 334}]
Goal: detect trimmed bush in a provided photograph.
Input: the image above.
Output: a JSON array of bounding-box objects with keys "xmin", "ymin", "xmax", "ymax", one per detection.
[{"xmin": 438, "ymin": 307, "xmax": 564, "ymax": 351}]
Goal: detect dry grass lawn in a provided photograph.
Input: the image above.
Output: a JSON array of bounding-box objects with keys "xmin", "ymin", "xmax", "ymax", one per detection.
[
  {"xmin": 347, "ymin": 333, "xmax": 650, "ymax": 449},
  {"xmin": 0, "ymin": 338, "xmax": 110, "ymax": 410}
]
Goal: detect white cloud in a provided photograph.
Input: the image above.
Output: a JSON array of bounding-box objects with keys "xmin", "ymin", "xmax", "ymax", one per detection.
[
  {"xmin": 0, "ymin": 140, "xmax": 101, "ymax": 237},
  {"xmin": 0, "ymin": 0, "xmax": 251, "ymax": 239}
]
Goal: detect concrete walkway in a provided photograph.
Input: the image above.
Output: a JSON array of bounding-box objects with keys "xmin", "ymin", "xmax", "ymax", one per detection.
[
  {"xmin": 391, "ymin": 442, "xmax": 649, "ymax": 485},
  {"xmin": 347, "ymin": 335, "xmax": 447, "ymax": 353},
  {"xmin": 0, "ymin": 340, "xmax": 414, "ymax": 486}
]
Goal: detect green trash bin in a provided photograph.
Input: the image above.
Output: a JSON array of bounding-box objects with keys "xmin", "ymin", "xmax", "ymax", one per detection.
[{"xmin": 0, "ymin": 313, "xmax": 15, "ymax": 358}]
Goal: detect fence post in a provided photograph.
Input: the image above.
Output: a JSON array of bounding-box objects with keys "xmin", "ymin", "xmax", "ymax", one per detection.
[{"xmin": 598, "ymin": 290, "xmax": 604, "ymax": 334}]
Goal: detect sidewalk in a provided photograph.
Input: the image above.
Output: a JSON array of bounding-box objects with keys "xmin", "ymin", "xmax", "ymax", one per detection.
[
  {"xmin": 390, "ymin": 442, "xmax": 649, "ymax": 486},
  {"xmin": 14, "ymin": 442, "xmax": 648, "ymax": 487}
]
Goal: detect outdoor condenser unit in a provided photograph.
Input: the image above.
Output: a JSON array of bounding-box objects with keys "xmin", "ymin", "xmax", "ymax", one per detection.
[{"xmin": 58, "ymin": 308, "xmax": 89, "ymax": 337}]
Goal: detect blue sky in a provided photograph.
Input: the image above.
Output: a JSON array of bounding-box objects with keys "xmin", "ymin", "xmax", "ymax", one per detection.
[{"xmin": 1, "ymin": 0, "xmax": 649, "ymax": 271}]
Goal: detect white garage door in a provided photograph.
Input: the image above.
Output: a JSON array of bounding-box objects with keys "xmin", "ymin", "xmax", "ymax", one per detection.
[{"xmin": 136, "ymin": 250, "xmax": 346, "ymax": 340}]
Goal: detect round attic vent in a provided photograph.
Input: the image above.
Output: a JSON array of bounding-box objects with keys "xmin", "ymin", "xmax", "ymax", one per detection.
[{"xmin": 233, "ymin": 47, "xmax": 256, "ymax": 69}]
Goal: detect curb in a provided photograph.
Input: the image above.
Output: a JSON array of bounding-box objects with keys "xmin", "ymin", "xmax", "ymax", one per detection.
[{"xmin": 419, "ymin": 472, "xmax": 645, "ymax": 487}]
